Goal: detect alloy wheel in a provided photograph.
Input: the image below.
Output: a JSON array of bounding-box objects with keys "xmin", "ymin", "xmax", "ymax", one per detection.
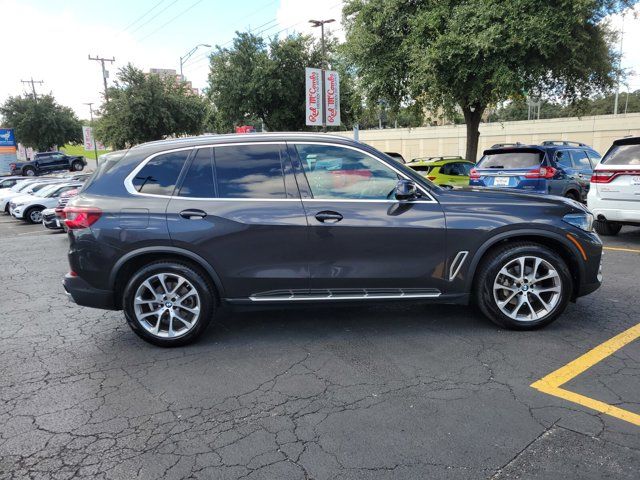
[
  {"xmin": 492, "ymin": 256, "xmax": 561, "ymax": 322},
  {"xmin": 133, "ymin": 273, "xmax": 201, "ymax": 339},
  {"xmin": 29, "ymin": 209, "xmax": 43, "ymax": 223}
]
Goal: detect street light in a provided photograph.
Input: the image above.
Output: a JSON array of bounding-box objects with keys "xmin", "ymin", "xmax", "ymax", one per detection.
[
  {"xmin": 179, "ymin": 43, "xmax": 211, "ymax": 77},
  {"xmin": 309, "ymin": 19, "xmax": 335, "ymax": 132}
]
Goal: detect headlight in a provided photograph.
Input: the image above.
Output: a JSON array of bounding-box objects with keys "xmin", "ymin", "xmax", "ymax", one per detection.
[{"xmin": 563, "ymin": 213, "xmax": 594, "ymax": 232}]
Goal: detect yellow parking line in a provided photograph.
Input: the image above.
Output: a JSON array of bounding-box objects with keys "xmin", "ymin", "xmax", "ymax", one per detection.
[
  {"xmin": 603, "ymin": 246, "xmax": 640, "ymax": 254},
  {"xmin": 531, "ymin": 323, "xmax": 640, "ymax": 427}
]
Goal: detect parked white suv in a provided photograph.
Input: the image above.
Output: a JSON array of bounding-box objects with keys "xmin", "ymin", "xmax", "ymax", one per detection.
[
  {"xmin": 588, "ymin": 136, "xmax": 640, "ymax": 236},
  {"xmin": 10, "ymin": 183, "xmax": 82, "ymax": 223}
]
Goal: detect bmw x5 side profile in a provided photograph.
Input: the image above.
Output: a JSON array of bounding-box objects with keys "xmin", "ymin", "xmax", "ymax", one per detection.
[{"xmin": 63, "ymin": 134, "xmax": 603, "ymax": 346}]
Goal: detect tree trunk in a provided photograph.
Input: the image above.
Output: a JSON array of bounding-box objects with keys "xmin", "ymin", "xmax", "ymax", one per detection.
[{"xmin": 462, "ymin": 106, "xmax": 484, "ymax": 162}]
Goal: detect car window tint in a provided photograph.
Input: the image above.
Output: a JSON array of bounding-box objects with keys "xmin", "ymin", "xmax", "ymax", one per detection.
[
  {"xmin": 214, "ymin": 144, "xmax": 285, "ymax": 199},
  {"xmin": 478, "ymin": 152, "xmax": 542, "ymax": 169},
  {"xmin": 296, "ymin": 144, "xmax": 399, "ymax": 200},
  {"xmin": 132, "ymin": 150, "xmax": 189, "ymax": 196},
  {"xmin": 600, "ymin": 144, "xmax": 640, "ymax": 166},
  {"xmin": 179, "ymin": 148, "xmax": 215, "ymax": 198},
  {"xmin": 570, "ymin": 150, "xmax": 593, "ymax": 169},
  {"xmin": 554, "ymin": 150, "xmax": 573, "ymax": 169},
  {"xmin": 460, "ymin": 163, "xmax": 473, "ymax": 175},
  {"xmin": 587, "ymin": 151, "xmax": 602, "ymax": 165},
  {"xmin": 410, "ymin": 165, "xmax": 430, "ymax": 172}
]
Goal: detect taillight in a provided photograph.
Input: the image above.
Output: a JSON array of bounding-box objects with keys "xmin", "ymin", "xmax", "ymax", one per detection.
[
  {"xmin": 590, "ymin": 170, "xmax": 639, "ymax": 183},
  {"xmin": 469, "ymin": 168, "xmax": 480, "ymax": 180},
  {"xmin": 9, "ymin": 163, "xmax": 16, "ymax": 169},
  {"xmin": 63, "ymin": 207, "xmax": 102, "ymax": 229},
  {"xmin": 427, "ymin": 176, "xmax": 437, "ymax": 181},
  {"xmin": 525, "ymin": 166, "xmax": 556, "ymax": 179}
]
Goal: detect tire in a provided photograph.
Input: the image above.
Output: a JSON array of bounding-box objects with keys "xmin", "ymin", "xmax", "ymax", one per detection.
[
  {"xmin": 594, "ymin": 220, "xmax": 622, "ymax": 236},
  {"xmin": 23, "ymin": 167, "xmax": 35, "ymax": 176},
  {"xmin": 564, "ymin": 190, "xmax": 580, "ymax": 202},
  {"xmin": 122, "ymin": 261, "xmax": 215, "ymax": 347},
  {"xmin": 71, "ymin": 161, "xmax": 84, "ymax": 172},
  {"xmin": 474, "ymin": 242, "xmax": 573, "ymax": 330},
  {"xmin": 24, "ymin": 206, "xmax": 44, "ymax": 224}
]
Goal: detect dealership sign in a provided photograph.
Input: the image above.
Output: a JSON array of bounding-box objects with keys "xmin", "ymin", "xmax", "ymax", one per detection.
[
  {"xmin": 305, "ymin": 68, "xmax": 323, "ymax": 126},
  {"xmin": 305, "ymin": 67, "xmax": 340, "ymax": 127},
  {"xmin": 324, "ymin": 70, "xmax": 340, "ymax": 127},
  {"xmin": 0, "ymin": 128, "xmax": 17, "ymax": 174}
]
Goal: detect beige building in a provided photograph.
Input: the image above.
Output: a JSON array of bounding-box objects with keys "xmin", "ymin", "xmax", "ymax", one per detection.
[{"xmin": 338, "ymin": 113, "xmax": 640, "ymax": 160}]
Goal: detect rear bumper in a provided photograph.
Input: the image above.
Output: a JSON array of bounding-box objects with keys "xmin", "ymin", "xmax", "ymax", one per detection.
[
  {"xmin": 588, "ymin": 192, "xmax": 640, "ymax": 223},
  {"xmin": 63, "ymin": 273, "xmax": 117, "ymax": 310}
]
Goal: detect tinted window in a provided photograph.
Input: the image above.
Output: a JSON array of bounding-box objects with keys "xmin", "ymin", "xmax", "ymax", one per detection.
[
  {"xmin": 478, "ymin": 151, "xmax": 542, "ymax": 169},
  {"xmin": 570, "ymin": 150, "xmax": 593, "ymax": 169},
  {"xmin": 587, "ymin": 150, "xmax": 602, "ymax": 165},
  {"xmin": 214, "ymin": 144, "xmax": 285, "ymax": 199},
  {"xmin": 601, "ymin": 144, "xmax": 640, "ymax": 166},
  {"xmin": 179, "ymin": 148, "xmax": 215, "ymax": 198},
  {"xmin": 410, "ymin": 165, "xmax": 431, "ymax": 173},
  {"xmin": 296, "ymin": 144, "xmax": 399, "ymax": 200},
  {"xmin": 554, "ymin": 150, "xmax": 573, "ymax": 169},
  {"xmin": 441, "ymin": 162, "xmax": 470, "ymax": 176},
  {"xmin": 132, "ymin": 151, "xmax": 189, "ymax": 196}
]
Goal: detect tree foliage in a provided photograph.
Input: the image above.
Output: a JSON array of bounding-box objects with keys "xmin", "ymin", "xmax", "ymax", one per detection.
[
  {"xmin": 207, "ymin": 32, "xmax": 359, "ymax": 132},
  {"xmin": 97, "ymin": 64, "xmax": 208, "ymax": 149},
  {"xmin": 343, "ymin": 0, "xmax": 630, "ymax": 160},
  {"xmin": 0, "ymin": 94, "xmax": 82, "ymax": 151}
]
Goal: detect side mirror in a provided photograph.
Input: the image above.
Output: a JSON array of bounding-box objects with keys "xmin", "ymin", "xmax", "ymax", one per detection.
[{"xmin": 394, "ymin": 179, "xmax": 418, "ymax": 200}]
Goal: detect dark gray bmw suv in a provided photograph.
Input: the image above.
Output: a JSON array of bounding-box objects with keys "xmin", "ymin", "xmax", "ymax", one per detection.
[{"xmin": 63, "ymin": 134, "xmax": 603, "ymax": 346}]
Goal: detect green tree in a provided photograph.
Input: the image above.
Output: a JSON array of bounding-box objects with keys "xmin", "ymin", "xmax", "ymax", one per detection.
[
  {"xmin": 343, "ymin": 0, "xmax": 630, "ymax": 160},
  {"xmin": 97, "ymin": 64, "xmax": 208, "ymax": 148},
  {"xmin": 0, "ymin": 95, "xmax": 82, "ymax": 151}
]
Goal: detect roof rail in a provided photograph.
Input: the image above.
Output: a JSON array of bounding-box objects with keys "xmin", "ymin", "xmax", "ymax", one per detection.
[
  {"xmin": 541, "ymin": 140, "xmax": 587, "ymax": 147},
  {"xmin": 490, "ymin": 142, "xmax": 524, "ymax": 148}
]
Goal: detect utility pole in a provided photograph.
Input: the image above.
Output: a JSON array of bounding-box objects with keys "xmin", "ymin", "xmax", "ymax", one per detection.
[
  {"xmin": 309, "ymin": 19, "xmax": 335, "ymax": 133},
  {"xmin": 614, "ymin": 13, "xmax": 625, "ymax": 115},
  {"xmin": 88, "ymin": 55, "xmax": 115, "ymax": 102},
  {"xmin": 83, "ymin": 102, "xmax": 99, "ymax": 167},
  {"xmin": 20, "ymin": 78, "xmax": 44, "ymax": 99}
]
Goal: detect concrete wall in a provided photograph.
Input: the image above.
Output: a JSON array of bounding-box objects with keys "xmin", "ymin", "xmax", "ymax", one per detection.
[{"xmin": 335, "ymin": 113, "xmax": 640, "ymax": 160}]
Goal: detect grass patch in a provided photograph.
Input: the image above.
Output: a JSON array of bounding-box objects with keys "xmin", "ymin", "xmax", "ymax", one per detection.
[{"xmin": 60, "ymin": 144, "xmax": 110, "ymax": 161}]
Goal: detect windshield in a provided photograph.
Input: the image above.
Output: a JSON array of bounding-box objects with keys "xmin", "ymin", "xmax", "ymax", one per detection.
[
  {"xmin": 34, "ymin": 184, "xmax": 60, "ymax": 197},
  {"xmin": 602, "ymin": 144, "xmax": 640, "ymax": 166},
  {"xmin": 477, "ymin": 151, "xmax": 542, "ymax": 169},
  {"xmin": 12, "ymin": 182, "xmax": 34, "ymax": 192}
]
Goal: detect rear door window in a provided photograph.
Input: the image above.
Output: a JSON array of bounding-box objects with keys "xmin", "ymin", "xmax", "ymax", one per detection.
[
  {"xmin": 213, "ymin": 144, "xmax": 286, "ymax": 199},
  {"xmin": 478, "ymin": 151, "xmax": 542, "ymax": 169},
  {"xmin": 601, "ymin": 144, "xmax": 640, "ymax": 166},
  {"xmin": 554, "ymin": 150, "xmax": 573, "ymax": 169},
  {"xmin": 570, "ymin": 150, "xmax": 593, "ymax": 169},
  {"xmin": 179, "ymin": 148, "xmax": 215, "ymax": 198},
  {"xmin": 132, "ymin": 150, "xmax": 189, "ymax": 196}
]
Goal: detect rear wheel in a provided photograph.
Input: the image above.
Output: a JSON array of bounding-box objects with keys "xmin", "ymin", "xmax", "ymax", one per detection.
[
  {"xmin": 23, "ymin": 166, "xmax": 35, "ymax": 176},
  {"xmin": 593, "ymin": 220, "xmax": 622, "ymax": 236},
  {"xmin": 564, "ymin": 190, "xmax": 580, "ymax": 202},
  {"xmin": 474, "ymin": 243, "xmax": 572, "ymax": 330},
  {"xmin": 123, "ymin": 261, "xmax": 214, "ymax": 347},
  {"xmin": 24, "ymin": 206, "xmax": 44, "ymax": 224}
]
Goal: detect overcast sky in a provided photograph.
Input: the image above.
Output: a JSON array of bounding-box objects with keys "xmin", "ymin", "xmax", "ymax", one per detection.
[{"xmin": 0, "ymin": 0, "xmax": 637, "ymax": 119}]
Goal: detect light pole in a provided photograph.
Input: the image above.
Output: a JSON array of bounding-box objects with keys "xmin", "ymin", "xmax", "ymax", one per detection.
[
  {"xmin": 614, "ymin": 12, "xmax": 625, "ymax": 115},
  {"xmin": 179, "ymin": 43, "xmax": 211, "ymax": 78},
  {"xmin": 83, "ymin": 102, "xmax": 99, "ymax": 167},
  {"xmin": 309, "ymin": 19, "xmax": 335, "ymax": 133}
]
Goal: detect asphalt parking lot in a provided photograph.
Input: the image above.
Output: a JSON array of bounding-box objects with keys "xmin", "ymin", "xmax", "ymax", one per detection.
[{"xmin": 1, "ymin": 218, "xmax": 639, "ymax": 479}]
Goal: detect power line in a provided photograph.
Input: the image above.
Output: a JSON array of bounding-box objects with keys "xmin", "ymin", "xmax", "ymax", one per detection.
[
  {"xmin": 139, "ymin": 0, "xmax": 205, "ymax": 42},
  {"xmin": 88, "ymin": 55, "xmax": 115, "ymax": 101},
  {"xmin": 129, "ymin": 0, "xmax": 180, "ymax": 36},
  {"xmin": 121, "ymin": 0, "xmax": 166, "ymax": 33},
  {"xmin": 21, "ymin": 78, "xmax": 44, "ymax": 98}
]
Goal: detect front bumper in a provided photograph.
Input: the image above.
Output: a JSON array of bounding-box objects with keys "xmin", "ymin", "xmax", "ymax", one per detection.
[
  {"xmin": 11, "ymin": 204, "xmax": 24, "ymax": 218},
  {"xmin": 63, "ymin": 273, "xmax": 117, "ymax": 310},
  {"xmin": 43, "ymin": 213, "xmax": 62, "ymax": 229}
]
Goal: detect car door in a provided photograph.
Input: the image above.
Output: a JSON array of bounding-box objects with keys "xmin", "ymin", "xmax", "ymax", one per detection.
[
  {"xmin": 290, "ymin": 142, "xmax": 447, "ymax": 297},
  {"xmin": 34, "ymin": 153, "xmax": 53, "ymax": 172},
  {"xmin": 570, "ymin": 149, "xmax": 594, "ymax": 199},
  {"xmin": 550, "ymin": 149, "xmax": 577, "ymax": 195},
  {"xmin": 166, "ymin": 143, "xmax": 309, "ymax": 300}
]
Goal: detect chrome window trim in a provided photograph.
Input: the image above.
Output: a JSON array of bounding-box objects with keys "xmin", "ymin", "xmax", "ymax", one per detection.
[{"xmin": 124, "ymin": 140, "xmax": 438, "ymax": 204}]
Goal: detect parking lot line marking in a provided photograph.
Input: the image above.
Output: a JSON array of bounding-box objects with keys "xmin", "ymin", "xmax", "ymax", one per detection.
[
  {"xmin": 603, "ymin": 246, "xmax": 640, "ymax": 254},
  {"xmin": 531, "ymin": 322, "xmax": 640, "ymax": 427}
]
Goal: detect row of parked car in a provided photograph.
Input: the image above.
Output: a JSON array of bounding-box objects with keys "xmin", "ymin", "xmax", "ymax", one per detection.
[
  {"xmin": 388, "ymin": 136, "xmax": 640, "ymax": 236},
  {"xmin": 0, "ymin": 173, "xmax": 88, "ymax": 228}
]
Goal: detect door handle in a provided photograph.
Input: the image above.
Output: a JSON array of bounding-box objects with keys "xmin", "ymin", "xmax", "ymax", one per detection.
[
  {"xmin": 315, "ymin": 211, "xmax": 343, "ymax": 223},
  {"xmin": 179, "ymin": 209, "xmax": 207, "ymax": 220}
]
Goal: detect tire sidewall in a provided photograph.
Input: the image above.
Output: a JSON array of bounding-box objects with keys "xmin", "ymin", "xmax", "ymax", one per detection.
[
  {"xmin": 25, "ymin": 207, "xmax": 43, "ymax": 224},
  {"xmin": 72, "ymin": 161, "xmax": 84, "ymax": 171},
  {"xmin": 477, "ymin": 244, "xmax": 572, "ymax": 329},
  {"xmin": 123, "ymin": 262, "xmax": 214, "ymax": 347},
  {"xmin": 24, "ymin": 167, "xmax": 35, "ymax": 176}
]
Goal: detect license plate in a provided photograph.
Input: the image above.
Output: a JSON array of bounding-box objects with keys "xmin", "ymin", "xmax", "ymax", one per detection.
[{"xmin": 494, "ymin": 177, "xmax": 510, "ymax": 187}]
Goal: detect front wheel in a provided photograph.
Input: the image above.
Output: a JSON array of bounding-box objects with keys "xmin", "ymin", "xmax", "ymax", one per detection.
[
  {"xmin": 24, "ymin": 206, "xmax": 44, "ymax": 224},
  {"xmin": 474, "ymin": 243, "xmax": 572, "ymax": 330},
  {"xmin": 122, "ymin": 261, "xmax": 215, "ymax": 347}
]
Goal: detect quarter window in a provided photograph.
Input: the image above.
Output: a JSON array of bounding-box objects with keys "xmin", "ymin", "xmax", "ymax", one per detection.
[
  {"xmin": 295, "ymin": 144, "xmax": 400, "ymax": 200},
  {"xmin": 570, "ymin": 150, "xmax": 593, "ymax": 169},
  {"xmin": 179, "ymin": 148, "xmax": 215, "ymax": 198},
  {"xmin": 132, "ymin": 150, "xmax": 189, "ymax": 196},
  {"xmin": 214, "ymin": 144, "xmax": 286, "ymax": 199}
]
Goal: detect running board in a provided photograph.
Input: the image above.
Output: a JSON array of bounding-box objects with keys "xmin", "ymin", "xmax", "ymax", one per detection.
[{"xmin": 249, "ymin": 288, "xmax": 441, "ymax": 302}]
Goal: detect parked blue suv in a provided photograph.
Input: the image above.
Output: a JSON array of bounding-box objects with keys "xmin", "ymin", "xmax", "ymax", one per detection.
[{"xmin": 469, "ymin": 141, "xmax": 602, "ymax": 201}]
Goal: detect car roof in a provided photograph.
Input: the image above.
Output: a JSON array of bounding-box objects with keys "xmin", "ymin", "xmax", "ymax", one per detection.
[
  {"xmin": 409, "ymin": 156, "xmax": 468, "ymax": 165},
  {"xmin": 483, "ymin": 140, "xmax": 596, "ymax": 156}
]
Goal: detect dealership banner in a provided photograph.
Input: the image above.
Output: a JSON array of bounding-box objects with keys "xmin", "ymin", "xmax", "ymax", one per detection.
[
  {"xmin": 305, "ymin": 68, "xmax": 323, "ymax": 126},
  {"xmin": 0, "ymin": 128, "xmax": 17, "ymax": 174},
  {"xmin": 83, "ymin": 126, "xmax": 95, "ymax": 150},
  {"xmin": 324, "ymin": 70, "xmax": 340, "ymax": 127}
]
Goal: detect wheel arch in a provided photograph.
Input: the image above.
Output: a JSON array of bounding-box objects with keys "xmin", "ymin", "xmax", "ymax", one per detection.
[
  {"xmin": 465, "ymin": 229, "xmax": 584, "ymax": 299},
  {"xmin": 109, "ymin": 247, "xmax": 225, "ymax": 308}
]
